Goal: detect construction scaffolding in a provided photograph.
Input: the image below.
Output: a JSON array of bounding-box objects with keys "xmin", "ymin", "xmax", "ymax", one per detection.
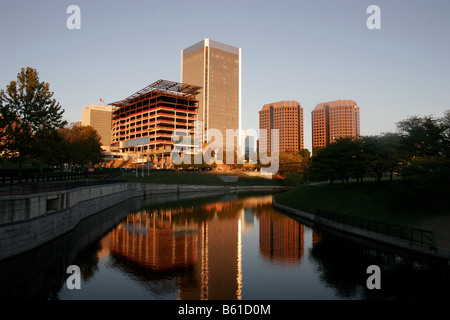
[{"xmin": 110, "ymin": 79, "xmax": 201, "ymax": 169}]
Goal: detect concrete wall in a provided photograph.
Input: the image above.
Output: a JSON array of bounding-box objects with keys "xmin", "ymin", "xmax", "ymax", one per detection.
[
  {"xmin": 0, "ymin": 183, "xmax": 137, "ymax": 260},
  {"xmin": 0, "ymin": 182, "xmax": 285, "ymax": 261},
  {"xmin": 0, "ymin": 183, "xmax": 132, "ymax": 225},
  {"xmin": 273, "ymin": 198, "xmax": 450, "ymax": 262}
]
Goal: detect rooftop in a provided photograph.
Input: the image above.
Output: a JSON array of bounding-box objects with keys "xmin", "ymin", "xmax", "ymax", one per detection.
[
  {"xmin": 313, "ymin": 100, "xmax": 358, "ymax": 111},
  {"xmin": 260, "ymin": 101, "xmax": 301, "ymax": 112},
  {"xmin": 109, "ymin": 79, "xmax": 202, "ymax": 108},
  {"xmin": 182, "ymin": 38, "xmax": 240, "ymax": 56}
]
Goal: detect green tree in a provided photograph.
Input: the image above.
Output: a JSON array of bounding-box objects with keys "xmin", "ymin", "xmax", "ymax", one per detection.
[
  {"xmin": 0, "ymin": 67, "xmax": 67, "ymax": 175},
  {"xmin": 438, "ymin": 110, "xmax": 450, "ymax": 159},
  {"xmin": 309, "ymin": 138, "xmax": 364, "ymax": 184},
  {"xmin": 65, "ymin": 125, "xmax": 103, "ymax": 168},
  {"xmin": 309, "ymin": 145, "xmax": 340, "ymax": 183},
  {"xmin": 395, "ymin": 112, "xmax": 450, "ymax": 187},
  {"xmin": 381, "ymin": 132, "xmax": 403, "ymax": 182},
  {"xmin": 362, "ymin": 135, "xmax": 391, "ymax": 185},
  {"xmin": 278, "ymin": 151, "xmax": 305, "ymax": 174},
  {"xmin": 298, "ymin": 148, "xmax": 311, "ymax": 160},
  {"xmin": 396, "ymin": 115, "xmax": 444, "ymax": 158},
  {"xmin": 32, "ymin": 129, "xmax": 64, "ymax": 173},
  {"xmin": 333, "ymin": 138, "xmax": 364, "ymax": 184},
  {"xmin": 277, "ymin": 151, "xmax": 308, "ymax": 185}
]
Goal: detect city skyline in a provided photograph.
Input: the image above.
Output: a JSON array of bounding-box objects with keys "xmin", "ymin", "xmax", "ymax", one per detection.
[{"xmin": 1, "ymin": 1, "xmax": 449, "ymax": 152}]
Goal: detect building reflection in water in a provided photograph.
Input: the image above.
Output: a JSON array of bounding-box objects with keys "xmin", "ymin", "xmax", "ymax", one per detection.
[
  {"xmin": 4, "ymin": 192, "xmax": 450, "ymax": 300},
  {"xmin": 259, "ymin": 213, "xmax": 304, "ymax": 264},
  {"xmin": 108, "ymin": 209, "xmax": 198, "ymax": 272},
  {"xmin": 313, "ymin": 230, "xmax": 323, "ymax": 247},
  {"xmin": 97, "ymin": 194, "xmax": 307, "ymax": 299}
]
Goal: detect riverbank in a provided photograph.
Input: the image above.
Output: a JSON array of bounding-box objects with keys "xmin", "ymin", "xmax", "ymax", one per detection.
[
  {"xmin": 0, "ymin": 181, "xmax": 287, "ymax": 261},
  {"xmin": 275, "ymin": 182, "xmax": 450, "ymax": 227},
  {"xmin": 274, "ymin": 182, "xmax": 450, "ymax": 256},
  {"xmin": 119, "ymin": 170, "xmax": 285, "ymax": 186}
]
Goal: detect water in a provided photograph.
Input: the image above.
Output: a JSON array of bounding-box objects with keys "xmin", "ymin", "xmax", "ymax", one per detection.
[{"xmin": 1, "ymin": 191, "xmax": 449, "ymax": 300}]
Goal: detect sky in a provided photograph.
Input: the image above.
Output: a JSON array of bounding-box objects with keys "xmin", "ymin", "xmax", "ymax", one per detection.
[{"xmin": 1, "ymin": 0, "xmax": 449, "ymax": 152}]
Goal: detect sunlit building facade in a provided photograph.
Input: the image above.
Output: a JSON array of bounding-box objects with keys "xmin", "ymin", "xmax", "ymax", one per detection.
[
  {"xmin": 258, "ymin": 101, "xmax": 303, "ymax": 153},
  {"xmin": 311, "ymin": 100, "xmax": 360, "ymax": 152},
  {"xmin": 181, "ymin": 38, "xmax": 241, "ymax": 150}
]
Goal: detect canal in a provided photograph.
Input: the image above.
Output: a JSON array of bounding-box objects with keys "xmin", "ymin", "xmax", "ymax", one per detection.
[{"xmin": 1, "ymin": 191, "xmax": 449, "ymax": 300}]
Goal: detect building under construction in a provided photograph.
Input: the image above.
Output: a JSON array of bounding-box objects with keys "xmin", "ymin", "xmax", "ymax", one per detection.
[{"xmin": 110, "ymin": 79, "xmax": 201, "ymax": 169}]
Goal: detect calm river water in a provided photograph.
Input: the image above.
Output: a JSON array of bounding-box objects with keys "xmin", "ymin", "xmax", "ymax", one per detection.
[{"xmin": 1, "ymin": 191, "xmax": 449, "ymax": 300}]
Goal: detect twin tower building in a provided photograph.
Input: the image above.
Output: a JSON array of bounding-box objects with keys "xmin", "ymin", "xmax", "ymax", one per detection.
[
  {"xmin": 84, "ymin": 39, "xmax": 360, "ymax": 168},
  {"xmin": 260, "ymin": 99, "xmax": 360, "ymax": 154}
]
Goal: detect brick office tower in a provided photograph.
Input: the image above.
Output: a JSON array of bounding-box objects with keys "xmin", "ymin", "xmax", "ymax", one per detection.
[
  {"xmin": 311, "ymin": 100, "xmax": 360, "ymax": 152},
  {"xmin": 258, "ymin": 101, "xmax": 304, "ymax": 153},
  {"xmin": 110, "ymin": 79, "xmax": 201, "ymax": 169},
  {"xmin": 181, "ymin": 39, "xmax": 241, "ymax": 149}
]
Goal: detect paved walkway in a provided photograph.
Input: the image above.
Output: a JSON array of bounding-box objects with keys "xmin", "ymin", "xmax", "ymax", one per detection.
[{"xmin": 414, "ymin": 215, "xmax": 450, "ymax": 251}]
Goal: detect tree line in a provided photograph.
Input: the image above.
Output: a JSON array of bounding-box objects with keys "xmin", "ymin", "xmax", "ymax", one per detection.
[
  {"xmin": 0, "ymin": 67, "xmax": 103, "ymax": 175},
  {"xmin": 308, "ymin": 111, "xmax": 450, "ymax": 188}
]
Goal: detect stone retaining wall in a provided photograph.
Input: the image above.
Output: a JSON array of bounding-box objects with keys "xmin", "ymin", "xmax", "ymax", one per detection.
[
  {"xmin": 273, "ymin": 197, "xmax": 450, "ymax": 262},
  {"xmin": 0, "ymin": 182, "xmax": 284, "ymax": 260}
]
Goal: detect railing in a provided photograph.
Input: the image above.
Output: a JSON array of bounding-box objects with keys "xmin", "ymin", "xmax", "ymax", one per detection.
[
  {"xmin": 0, "ymin": 179, "xmax": 128, "ymax": 196},
  {"xmin": 315, "ymin": 208, "xmax": 436, "ymax": 248},
  {"xmin": 0, "ymin": 169, "xmax": 123, "ymax": 185},
  {"xmin": 1, "ymin": 172, "xmax": 103, "ymax": 185}
]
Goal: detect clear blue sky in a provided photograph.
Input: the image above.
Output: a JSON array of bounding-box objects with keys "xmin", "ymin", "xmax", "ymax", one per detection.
[{"xmin": 1, "ymin": 0, "xmax": 449, "ymax": 151}]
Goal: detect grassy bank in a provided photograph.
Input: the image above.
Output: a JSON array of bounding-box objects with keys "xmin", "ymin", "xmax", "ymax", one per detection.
[
  {"xmin": 120, "ymin": 171, "xmax": 284, "ymax": 186},
  {"xmin": 275, "ymin": 181, "xmax": 450, "ymax": 227}
]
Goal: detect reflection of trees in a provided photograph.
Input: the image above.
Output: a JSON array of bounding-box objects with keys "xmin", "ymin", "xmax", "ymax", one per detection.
[
  {"xmin": 309, "ymin": 230, "xmax": 450, "ymax": 300},
  {"xmin": 76, "ymin": 242, "xmax": 101, "ymax": 282},
  {"xmin": 309, "ymin": 232, "xmax": 372, "ymax": 298}
]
